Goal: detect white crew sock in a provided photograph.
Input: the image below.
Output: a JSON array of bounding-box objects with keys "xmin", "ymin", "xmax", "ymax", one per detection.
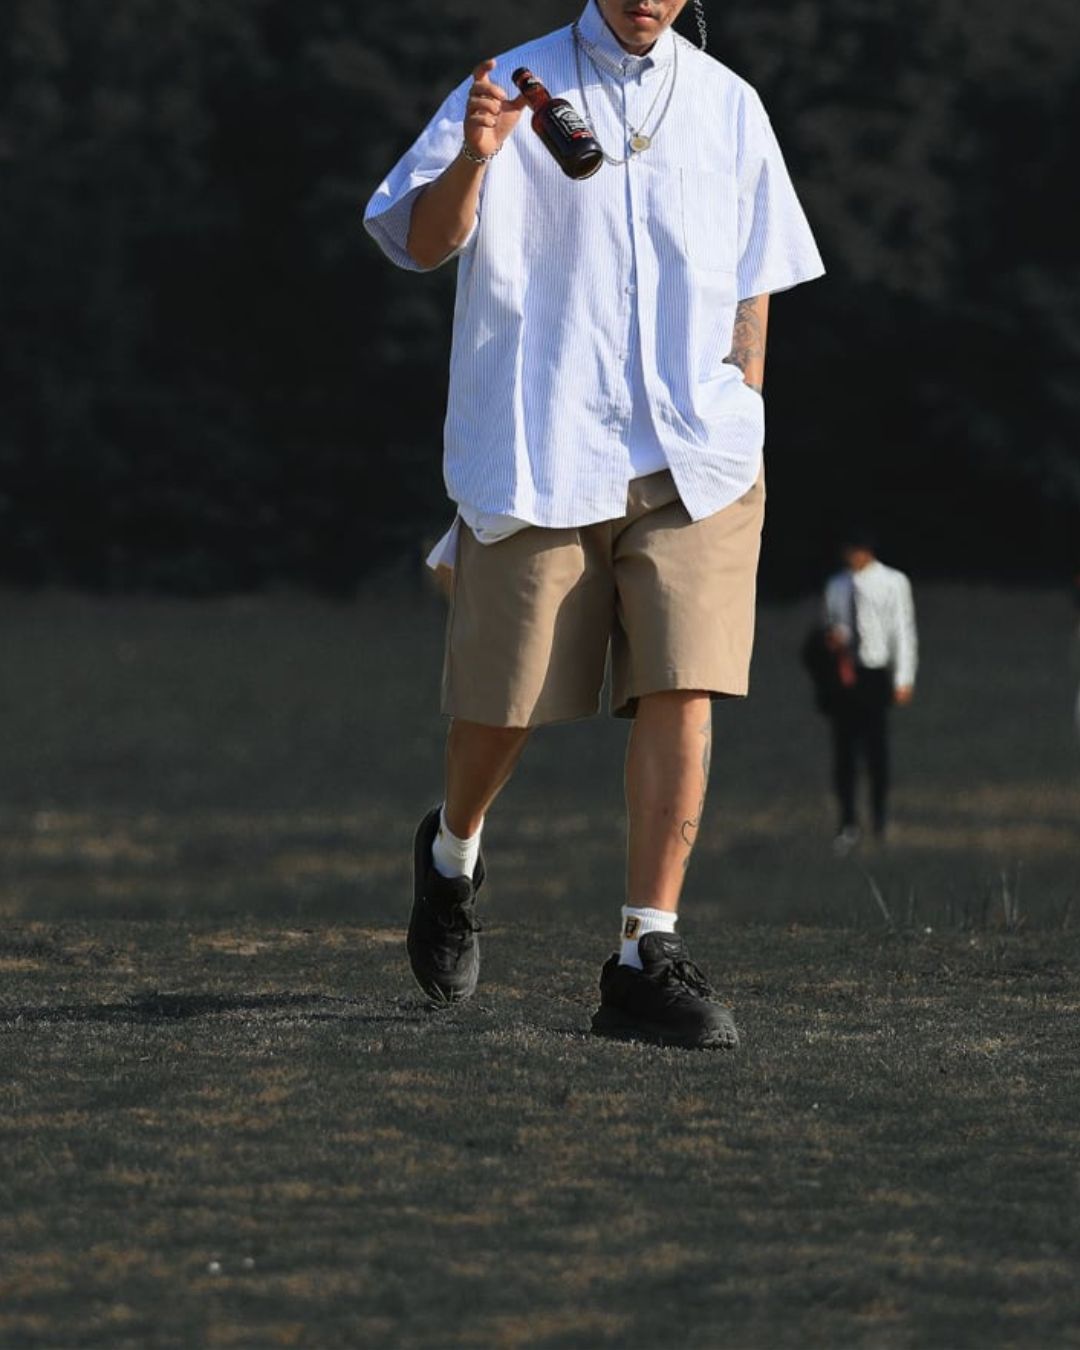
[
  {"xmin": 431, "ymin": 804, "xmax": 482, "ymax": 880},
  {"xmin": 619, "ymin": 905, "xmax": 678, "ymax": 969}
]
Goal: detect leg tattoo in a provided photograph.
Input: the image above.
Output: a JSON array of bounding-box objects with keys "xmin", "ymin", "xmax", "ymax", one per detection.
[{"xmin": 679, "ymin": 710, "xmax": 713, "ymax": 868}]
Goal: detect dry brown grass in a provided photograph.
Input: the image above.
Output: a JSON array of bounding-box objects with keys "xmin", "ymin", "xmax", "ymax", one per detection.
[{"xmin": 0, "ymin": 583, "xmax": 1078, "ymax": 1346}]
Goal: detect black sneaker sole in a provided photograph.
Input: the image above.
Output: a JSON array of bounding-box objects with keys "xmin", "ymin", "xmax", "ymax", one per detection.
[
  {"xmin": 590, "ymin": 1005, "xmax": 739, "ymax": 1050},
  {"xmin": 412, "ymin": 976, "xmax": 466, "ymax": 1007}
]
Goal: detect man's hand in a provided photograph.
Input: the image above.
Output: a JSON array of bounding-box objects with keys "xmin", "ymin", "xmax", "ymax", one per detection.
[
  {"xmin": 407, "ymin": 60, "xmax": 526, "ymax": 269},
  {"xmin": 823, "ymin": 626, "xmax": 848, "ymax": 653},
  {"xmin": 464, "ymin": 60, "xmax": 526, "ymax": 160},
  {"xmin": 894, "ymin": 685, "xmax": 914, "ymax": 707}
]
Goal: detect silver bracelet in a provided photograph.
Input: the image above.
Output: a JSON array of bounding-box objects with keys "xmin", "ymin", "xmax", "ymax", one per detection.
[{"xmin": 459, "ymin": 139, "xmax": 501, "ymax": 166}]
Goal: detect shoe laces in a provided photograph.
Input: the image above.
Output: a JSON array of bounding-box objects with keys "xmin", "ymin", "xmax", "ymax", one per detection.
[
  {"xmin": 661, "ymin": 956, "xmax": 715, "ymax": 1000},
  {"xmin": 434, "ymin": 903, "xmax": 481, "ymax": 938}
]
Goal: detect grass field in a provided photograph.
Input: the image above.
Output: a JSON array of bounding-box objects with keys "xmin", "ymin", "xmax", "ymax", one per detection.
[{"xmin": 1, "ymin": 581, "xmax": 1078, "ymax": 1348}]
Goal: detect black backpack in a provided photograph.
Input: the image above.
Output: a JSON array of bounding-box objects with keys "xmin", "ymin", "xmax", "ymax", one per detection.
[{"xmin": 800, "ymin": 624, "xmax": 844, "ymax": 715}]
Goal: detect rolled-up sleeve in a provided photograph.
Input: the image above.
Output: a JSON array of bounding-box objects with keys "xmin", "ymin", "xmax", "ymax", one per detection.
[
  {"xmin": 736, "ymin": 90, "xmax": 825, "ymax": 300},
  {"xmin": 363, "ymin": 82, "xmax": 476, "ymax": 272}
]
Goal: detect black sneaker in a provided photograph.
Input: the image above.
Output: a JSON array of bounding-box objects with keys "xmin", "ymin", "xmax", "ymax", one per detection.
[
  {"xmin": 407, "ymin": 807, "xmax": 486, "ymax": 1005},
  {"xmin": 590, "ymin": 932, "xmax": 739, "ymax": 1049}
]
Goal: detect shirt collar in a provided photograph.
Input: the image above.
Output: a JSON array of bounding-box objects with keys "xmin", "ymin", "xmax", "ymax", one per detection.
[{"xmin": 575, "ymin": 0, "xmax": 675, "ymax": 77}]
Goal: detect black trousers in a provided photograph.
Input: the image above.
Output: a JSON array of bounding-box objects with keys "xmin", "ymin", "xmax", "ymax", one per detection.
[{"xmin": 829, "ymin": 667, "xmax": 892, "ymax": 833}]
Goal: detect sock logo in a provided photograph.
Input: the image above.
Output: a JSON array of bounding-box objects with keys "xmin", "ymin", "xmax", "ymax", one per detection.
[{"xmin": 623, "ymin": 917, "xmax": 641, "ymax": 940}]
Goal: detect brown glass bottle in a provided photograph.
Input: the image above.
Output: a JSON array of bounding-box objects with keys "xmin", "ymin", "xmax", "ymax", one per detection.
[{"xmin": 512, "ymin": 67, "xmax": 604, "ymax": 180}]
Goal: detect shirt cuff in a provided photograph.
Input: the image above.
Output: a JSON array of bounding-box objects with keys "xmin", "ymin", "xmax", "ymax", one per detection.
[
  {"xmin": 737, "ymin": 260, "xmax": 826, "ymax": 302},
  {"xmin": 364, "ymin": 182, "xmax": 478, "ymax": 273}
]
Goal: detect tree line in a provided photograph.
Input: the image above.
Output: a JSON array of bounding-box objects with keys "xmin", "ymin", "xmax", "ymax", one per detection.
[{"xmin": 1, "ymin": 0, "xmax": 1076, "ymax": 593}]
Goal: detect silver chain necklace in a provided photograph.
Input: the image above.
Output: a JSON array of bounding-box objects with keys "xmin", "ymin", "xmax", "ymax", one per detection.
[
  {"xmin": 692, "ymin": 0, "xmax": 708, "ymax": 53},
  {"xmin": 571, "ymin": 22, "xmax": 679, "ymax": 164}
]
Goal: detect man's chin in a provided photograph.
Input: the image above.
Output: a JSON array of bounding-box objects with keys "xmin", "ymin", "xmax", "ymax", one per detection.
[{"xmin": 616, "ymin": 24, "xmax": 659, "ymax": 51}]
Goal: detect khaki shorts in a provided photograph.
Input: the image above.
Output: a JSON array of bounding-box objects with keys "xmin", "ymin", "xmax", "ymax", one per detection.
[{"xmin": 442, "ymin": 468, "xmax": 765, "ymax": 727}]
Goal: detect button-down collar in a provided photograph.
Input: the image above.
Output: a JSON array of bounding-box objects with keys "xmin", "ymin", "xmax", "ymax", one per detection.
[{"xmin": 575, "ymin": 0, "xmax": 673, "ymax": 78}]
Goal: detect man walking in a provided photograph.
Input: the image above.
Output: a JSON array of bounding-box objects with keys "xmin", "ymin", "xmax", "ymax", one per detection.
[
  {"xmin": 364, "ymin": 0, "xmax": 823, "ymax": 1047},
  {"xmin": 823, "ymin": 531, "xmax": 918, "ymax": 854}
]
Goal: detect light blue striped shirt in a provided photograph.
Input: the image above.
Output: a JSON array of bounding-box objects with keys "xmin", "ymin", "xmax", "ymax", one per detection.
[{"xmin": 364, "ymin": 1, "xmax": 824, "ymax": 529}]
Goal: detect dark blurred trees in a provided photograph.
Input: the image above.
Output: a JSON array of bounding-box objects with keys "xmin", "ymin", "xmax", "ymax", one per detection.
[
  {"xmin": 732, "ymin": 0, "xmax": 1080, "ymax": 584},
  {"xmin": 0, "ymin": 0, "xmax": 1076, "ymax": 593}
]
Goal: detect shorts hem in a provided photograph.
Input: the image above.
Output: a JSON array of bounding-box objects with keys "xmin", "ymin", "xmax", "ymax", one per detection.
[
  {"xmin": 441, "ymin": 692, "xmax": 603, "ymax": 730},
  {"xmin": 613, "ymin": 671, "xmax": 750, "ymax": 719}
]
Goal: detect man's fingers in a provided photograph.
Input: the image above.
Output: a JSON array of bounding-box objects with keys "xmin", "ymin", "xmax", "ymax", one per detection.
[
  {"xmin": 470, "ymin": 58, "xmax": 505, "ymax": 99},
  {"xmin": 472, "ymin": 81, "xmax": 511, "ymax": 105},
  {"xmin": 470, "ymin": 59, "xmax": 523, "ymax": 110},
  {"xmin": 466, "ymin": 58, "xmax": 524, "ymax": 142},
  {"xmin": 468, "ymin": 93, "xmax": 503, "ymax": 115}
]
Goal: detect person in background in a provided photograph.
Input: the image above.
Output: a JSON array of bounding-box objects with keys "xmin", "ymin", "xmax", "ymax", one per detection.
[{"xmin": 823, "ymin": 529, "xmax": 917, "ymax": 854}]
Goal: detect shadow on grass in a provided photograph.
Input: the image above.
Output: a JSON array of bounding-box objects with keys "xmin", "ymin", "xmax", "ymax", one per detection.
[
  {"xmin": 0, "ymin": 989, "xmax": 433, "ymax": 1026},
  {"xmin": 0, "ymin": 988, "xmax": 590, "ymax": 1037}
]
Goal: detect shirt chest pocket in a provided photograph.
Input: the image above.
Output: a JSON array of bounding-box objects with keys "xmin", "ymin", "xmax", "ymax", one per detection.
[{"xmin": 679, "ymin": 167, "xmax": 736, "ymax": 273}]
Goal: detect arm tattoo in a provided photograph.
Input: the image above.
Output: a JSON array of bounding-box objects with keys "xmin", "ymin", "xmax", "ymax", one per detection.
[
  {"xmin": 679, "ymin": 710, "xmax": 713, "ymax": 869},
  {"xmin": 723, "ymin": 296, "xmax": 766, "ymax": 393}
]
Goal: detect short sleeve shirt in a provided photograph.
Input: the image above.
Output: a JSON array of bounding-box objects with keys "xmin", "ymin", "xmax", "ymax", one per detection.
[{"xmin": 364, "ymin": 1, "xmax": 824, "ymax": 526}]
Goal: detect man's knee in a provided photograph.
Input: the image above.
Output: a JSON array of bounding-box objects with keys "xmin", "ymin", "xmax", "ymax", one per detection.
[{"xmin": 447, "ymin": 719, "xmax": 532, "ymax": 765}]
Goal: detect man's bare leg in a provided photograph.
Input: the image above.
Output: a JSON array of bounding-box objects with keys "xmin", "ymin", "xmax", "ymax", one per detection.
[
  {"xmin": 625, "ymin": 690, "xmax": 712, "ymax": 910},
  {"xmin": 592, "ymin": 689, "xmax": 737, "ymax": 1047},
  {"xmin": 443, "ymin": 718, "xmax": 531, "ymax": 838}
]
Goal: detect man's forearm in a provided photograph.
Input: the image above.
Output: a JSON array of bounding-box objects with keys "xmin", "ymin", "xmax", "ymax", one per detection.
[
  {"xmin": 407, "ymin": 153, "xmax": 487, "ymax": 269},
  {"xmin": 723, "ymin": 294, "xmax": 770, "ymax": 393},
  {"xmin": 406, "ymin": 59, "xmax": 525, "ymax": 270}
]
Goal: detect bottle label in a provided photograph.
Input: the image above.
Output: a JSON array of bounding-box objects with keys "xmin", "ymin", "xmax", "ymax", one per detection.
[{"xmin": 549, "ymin": 103, "xmax": 592, "ymax": 141}]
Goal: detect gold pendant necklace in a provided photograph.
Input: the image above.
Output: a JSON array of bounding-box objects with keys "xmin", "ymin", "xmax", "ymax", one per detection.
[{"xmin": 572, "ymin": 24, "xmax": 679, "ymax": 163}]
